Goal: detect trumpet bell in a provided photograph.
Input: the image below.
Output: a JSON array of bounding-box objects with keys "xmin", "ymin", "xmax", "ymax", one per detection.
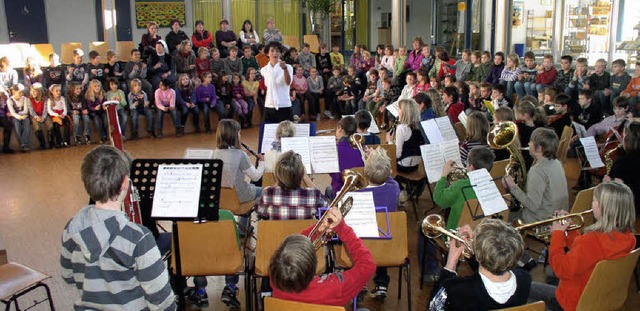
[{"xmin": 421, "ymin": 214, "xmax": 445, "ymax": 239}]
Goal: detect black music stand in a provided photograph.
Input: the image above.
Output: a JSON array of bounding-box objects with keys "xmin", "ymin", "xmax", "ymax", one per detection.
[
  {"xmin": 130, "ymin": 158, "xmax": 223, "ymax": 307},
  {"xmin": 460, "ymin": 176, "xmax": 508, "ymax": 221}
]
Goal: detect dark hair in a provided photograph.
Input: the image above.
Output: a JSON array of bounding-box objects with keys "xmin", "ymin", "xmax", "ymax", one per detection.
[
  {"xmin": 413, "ymin": 92, "xmax": 432, "ymax": 109},
  {"xmin": 613, "ymin": 96, "xmax": 630, "ymax": 110},
  {"xmin": 524, "ymin": 51, "xmax": 535, "ymax": 60},
  {"xmin": 195, "ymin": 20, "xmax": 204, "ymax": 27},
  {"xmin": 612, "ymin": 59, "xmax": 627, "ymax": 67},
  {"xmin": 368, "ymin": 68, "xmax": 379, "ymax": 78},
  {"xmin": 216, "ymin": 119, "xmax": 241, "ymax": 149},
  {"xmin": 354, "ymin": 109, "xmax": 372, "ymax": 130},
  {"xmin": 405, "ymin": 71, "xmax": 417, "ymax": 80},
  {"xmin": 107, "ymin": 77, "xmax": 119, "ymax": 86},
  {"xmin": 274, "ymin": 151, "xmax": 305, "ymax": 190},
  {"xmin": 159, "ymin": 78, "xmax": 172, "ymax": 88},
  {"xmin": 242, "ymin": 20, "xmax": 254, "ymax": 33},
  {"xmin": 578, "ymin": 89, "xmax": 592, "ymax": 99},
  {"xmin": 81, "ymin": 146, "xmax": 132, "ymax": 203},
  {"xmin": 88, "ymin": 51, "xmax": 100, "ymax": 60},
  {"xmin": 439, "ymin": 50, "xmax": 450, "ymax": 62},
  {"xmin": 266, "ymin": 41, "xmax": 284, "ymax": 54},
  {"xmin": 169, "ymin": 19, "xmax": 181, "ymax": 28},
  {"xmin": 555, "ymin": 93, "xmax": 571, "ymax": 107},
  {"xmin": 130, "ymin": 48, "xmax": 140, "ymax": 55},
  {"xmin": 624, "ymin": 122, "xmax": 640, "ymax": 156},
  {"xmin": 338, "ymin": 116, "xmax": 357, "ymax": 136},
  {"xmin": 467, "ymin": 146, "xmax": 495, "ymax": 170},
  {"xmin": 494, "ymin": 51, "xmax": 505, "ymax": 62},
  {"xmin": 443, "ymin": 86, "xmax": 459, "ymax": 103},
  {"xmin": 492, "ymin": 83, "xmax": 506, "ymax": 95},
  {"xmin": 560, "ymin": 55, "xmax": 573, "ymax": 63}
]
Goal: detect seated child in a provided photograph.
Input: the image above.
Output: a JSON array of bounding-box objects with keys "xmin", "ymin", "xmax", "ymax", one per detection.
[
  {"xmin": 547, "ymin": 93, "xmax": 572, "ymax": 138},
  {"xmin": 105, "ymin": 78, "xmax": 129, "ymax": 137},
  {"xmin": 154, "ymin": 78, "xmax": 181, "ymax": 137},
  {"xmin": 459, "ymin": 112, "xmax": 490, "ymax": 166},
  {"xmin": 85, "ymin": 79, "xmax": 107, "ymax": 143},
  {"xmin": 175, "ymin": 73, "xmax": 198, "ymax": 134},
  {"xmin": 573, "ymin": 89, "xmax": 602, "ymax": 131},
  {"xmin": 584, "ymin": 96, "xmax": 629, "ymax": 138},
  {"xmin": 386, "ymin": 99, "xmax": 425, "ymax": 172},
  {"xmin": 329, "ymin": 116, "xmax": 365, "ymax": 195},
  {"xmin": 29, "ymin": 83, "xmax": 52, "ymax": 149},
  {"xmin": 256, "ymin": 150, "xmax": 326, "ymax": 220},
  {"xmin": 128, "ymin": 78, "xmax": 155, "ymax": 139},
  {"xmin": 354, "ymin": 109, "xmax": 380, "ymax": 145},
  {"xmin": 620, "ymin": 61, "xmax": 640, "ymax": 115}
]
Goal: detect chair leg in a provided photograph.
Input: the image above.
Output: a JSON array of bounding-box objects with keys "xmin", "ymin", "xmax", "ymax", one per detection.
[
  {"xmin": 397, "ymin": 264, "xmax": 402, "ymax": 300},
  {"xmin": 406, "ymin": 259, "xmax": 412, "ymax": 311},
  {"xmin": 41, "ymin": 283, "xmax": 55, "ymax": 310}
]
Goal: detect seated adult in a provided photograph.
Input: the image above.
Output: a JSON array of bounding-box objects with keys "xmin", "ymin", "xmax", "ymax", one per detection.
[
  {"xmin": 240, "ymin": 19, "xmax": 260, "ymax": 54},
  {"xmin": 215, "ymin": 19, "xmax": 237, "ymax": 58},
  {"xmin": 262, "ymin": 17, "xmax": 283, "ymax": 45},
  {"xmin": 139, "ymin": 21, "xmax": 161, "ymax": 61},
  {"xmin": 192, "ymin": 20, "xmax": 214, "ymax": 52},
  {"xmin": 146, "ymin": 40, "xmax": 175, "ymax": 89},
  {"xmin": 429, "ymin": 219, "xmax": 531, "ymax": 310},
  {"xmin": 528, "ymin": 181, "xmax": 636, "ymax": 311},
  {"xmin": 165, "ymin": 19, "xmax": 190, "ymax": 55}
]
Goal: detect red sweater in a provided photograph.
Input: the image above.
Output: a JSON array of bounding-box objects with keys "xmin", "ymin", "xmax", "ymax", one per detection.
[
  {"xmin": 446, "ymin": 101, "xmax": 465, "ymax": 124},
  {"xmin": 549, "ymin": 229, "xmax": 636, "ymax": 311},
  {"xmin": 621, "ymin": 76, "xmax": 640, "ymax": 97},
  {"xmin": 535, "ymin": 67, "xmax": 557, "ymax": 85},
  {"xmin": 271, "ymin": 221, "xmax": 376, "ymax": 306}
]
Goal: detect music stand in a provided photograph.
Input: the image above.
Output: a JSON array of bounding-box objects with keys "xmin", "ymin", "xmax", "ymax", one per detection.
[
  {"xmin": 460, "ymin": 176, "xmax": 506, "ymax": 221},
  {"xmin": 130, "ymin": 158, "xmax": 223, "ymax": 306}
]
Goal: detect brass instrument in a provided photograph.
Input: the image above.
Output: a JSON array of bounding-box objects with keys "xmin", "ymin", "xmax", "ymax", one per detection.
[
  {"xmin": 350, "ymin": 133, "xmax": 367, "ymax": 163},
  {"xmin": 604, "ymin": 145, "xmax": 622, "ymax": 175},
  {"xmin": 421, "ymin": 214, "xmax": 474, "ymax": 258},
  {"xmin": 447, "ymin": 164, "xmax": 468, "ymax": 185},
  {"xmin": 307, "ymin": 169, "xmax": 366, "ymax": 249},
  {"xmin": 488, "ymin": 121, "xmax": 527, "ymax": 189},
  {"xmin": 513, "ymin": 209, "xmax": 593, "ymax": 240}
]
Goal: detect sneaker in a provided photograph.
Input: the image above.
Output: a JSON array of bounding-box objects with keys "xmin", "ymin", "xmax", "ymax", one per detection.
[
  {"xmin": 356, "ymin": 286, "xmax": 368, "ymax": 304},
  {"xmin": 293, "ymin": 115, "xmax": 301, "ymax": 123},
  {"xmin": 399, "ymin": 190, "xmax": 409, "ymax": 205},
  {"xmin": 324, "ymin": 110, "xmax": 334, "ymax": 119},
  {"xmin": 75, "ymin": 136, "xmax": 82, "ymax": 146},
  {"xmin": 221, "ymin": 285, "xmax": 241, "ymax": 308},
  {"xmin": 185, "ymin": 287, "xmax": 209, "ymax": 308},
  {"xmin": 85, "ymin": 135, "xmax": 92, "ymax": 145},
  {"xmin": 370, "ymin": 285, "xmax": 388, "ymax": 300}
]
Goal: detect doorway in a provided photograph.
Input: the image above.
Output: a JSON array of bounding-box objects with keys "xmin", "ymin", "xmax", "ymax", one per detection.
[{"xmin": 4, "ymin": 0, "xmax": 49, "ymax": 43}]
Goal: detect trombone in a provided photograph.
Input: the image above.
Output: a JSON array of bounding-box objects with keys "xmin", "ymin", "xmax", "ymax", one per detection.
[
  {"xmin": 513, "ymin": 209, "xmax": 593, "ymax": 240},
  {"xmin": 421, "ymin": 214, "xmax": 474, "ymax": 258},
  {"xmin": 307, "ymin": 169, "xmax": 366, "ymax": 249},
  {"xmin": 350, "ymin": 133, "xmax": 367, "ymax": 163}
]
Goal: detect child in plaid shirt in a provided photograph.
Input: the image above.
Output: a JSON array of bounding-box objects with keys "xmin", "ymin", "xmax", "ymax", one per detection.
[{"xmin": 256, "ymin": 150, "xmax": 326, "ymax": 220}]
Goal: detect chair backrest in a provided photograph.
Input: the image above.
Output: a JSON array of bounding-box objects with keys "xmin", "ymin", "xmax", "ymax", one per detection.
[
  {"xmin": 0, "ymin": 249, "xmax": 7, "ymax": 265},
  {"xmin": 264, "ymin": 297, "xmax": 345, "ymax": 311},
  {"xmin": 30, "ymin": 44, "xmax": 54, "ymax": 66},
  {"xmin": 60, "ymin": 42, "xmax": 83, "ymax": 64},
  {"xmin": 254, "ymin": 219, "xmax": 324, "ymax": 276},
  {"xmin": 575, "ymin": 248, "xmax": 640, "ymax": 311},
  {"xmin": 263, "ymin": 172, "xmax": 277, "ymax": 187},
  {"xmin": 115, "ymin": 41, "xmax": 136, "ymax": 62},
  {"xmin": 499, "ymin": 301, "xmax": 545, "ymax": 311},
  {"xmin": 283, "ymin": 36, "xmax": 300, "ymax": 50},
  {"xmin": 303, "ymin": 34, "xmax": 320, "ymax": 53},
  {"xmin": 556, "ymin": 126, "xmax": 574, "ymax": 163},
  {"xmin": 454, "ymin": 122, "xmax": 467, "ymax": 141},
  {"xmin": 172, "ymin": 219, "xmax": 244, "ymax": 276},
  {"xmin": 570, "ymin": 187, "xmax": 595, "ymax": 229},
  {"xmin": 395, "ymin": 158, "xmax": 427, "ymax": 181},
  {"xmin": 490, "ymin": 159, "xmax": 509, "ymax": 194},
  {"xmin": 220, "ymin": 187, "xmax": 254, "ymax": 216},
  {"xmin": 458, "ymin": 195, "xmax": 511, "ymax": 229},
  {"xmin": 336, "ymin": 212, "xmax": 408, "ymax": 267},
  {"xmin": 89, "ymin": 41, "xmax": 111, "ymax": 63}
]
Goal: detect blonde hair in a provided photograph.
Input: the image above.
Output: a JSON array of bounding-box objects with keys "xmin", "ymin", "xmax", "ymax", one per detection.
[
  {"xmin": 364, "ymin": 147, "xmax": 391, "ymax": 185},
  {"xmin": 473, "ymin": 218, "xmax": 524, "ymax": 275},
  {"xmin": 465, "ymin": 111, "xmax": 489, "ymax": 143},
  {"xmin": 276, "ymin": 120, "xmax": 295, "ymax": 140},
  {"xmin": 507, "ymin": 53, "xmax": 520, "ymax": 68},
  {"xmin": 215, "ymin": 119, "xmax": 241, "ymax": 149},
  {"xmin": 426, "ymin": 89, "xmax": 445, "ymax": 117},
  {"xmin": 274, "ymin": 150, "xmax": 305, "ymax": 190},
  {"xmin": 398, "ymin": 99, "xmax": 420, "ymax": 129},
  {"xmin": 85, "ymin": 79, "xmax": 104, "ymax": 102},
  {"xmin": 585, "ymin": 181, "xmax": 636, "ymax": 234}
]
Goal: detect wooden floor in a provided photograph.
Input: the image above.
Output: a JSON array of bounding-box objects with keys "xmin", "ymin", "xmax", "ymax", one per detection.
[{"xmin": 1, "ymin": 119, "xmax": 639, "ymax": 310}]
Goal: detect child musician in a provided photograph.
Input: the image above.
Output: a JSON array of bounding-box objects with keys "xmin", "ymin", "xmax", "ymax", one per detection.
[
  {"xmin": 329, "ymin": 116, "xmax": 365, "ymax": 196},
  {"xmin": 385, "ymin": 99, "xmax": 425, "ymax": 172},
  {"xmin": 264, "ymin": 120, "xmax": 295, "ymax": 172},
  {"xmin": 529, "ymin": 181, "xmax": 636, "ymax": 311}
]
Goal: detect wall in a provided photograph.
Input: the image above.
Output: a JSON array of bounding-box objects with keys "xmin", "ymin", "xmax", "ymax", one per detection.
[
  {"xmin": 369, "ymin": 0, "xmax": 432, "ymax": 50},
  {"xmin": 130, "ymin": 0, "xmax": 194, "ymax": 48}
]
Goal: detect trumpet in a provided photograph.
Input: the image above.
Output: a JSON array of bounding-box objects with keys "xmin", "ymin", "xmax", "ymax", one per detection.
[
  {"xmin": 421, "ymin": 214, "xmax": 474, "ymax": 258},
  {"xmin": 307, "ymin": 169, "xmax": 366, "ymax": 249},
  {"xmin": 350, "ymin": 133, "xmax": 367, "ymax": 163},
  {"xmin": 513, "ymin": 209, "xmax": 592, "ymax": 240}
]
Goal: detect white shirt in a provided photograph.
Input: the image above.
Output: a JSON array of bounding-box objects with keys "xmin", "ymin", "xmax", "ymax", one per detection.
[
  {"xmin": 479, "ymin": 271, "xmax": 517, "ymax": 304},
  {"xmin": 261, "ymin": 62, "xmax": 293, "ymax": 110}
]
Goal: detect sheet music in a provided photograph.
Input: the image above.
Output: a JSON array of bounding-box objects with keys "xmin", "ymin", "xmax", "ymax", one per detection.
[
  {"xmin": 466, "ymin": 168, "xmax": 508, "ymax": 216},
  {"xmin": 368, "ymin": 111, "xmax": 380, "ymax": 134},
  {"xmin": 151, "ymin": 164, "xmax": 203, "ymax": 218},
  {"xmin": 340, "ymin": 191, "xmax": 379, "ymax": 238},
  {"xmin": 260, "ymin": 123, "xmax": 311, "ymax": 153},
  {"xmin": 183, "ymin": 148, "xmax": 214, "ymax": 159},
  {"xmin": 420, "ymin": 140, "xmax": 462, "ymax": 182},
  {"xmin": 309, "ymin": 136, "xmax": 340, "ymax": 173},
  {"xmin": 386, "ymin": 102, "xmax": 399, "ymax": 117},
  {"xmin": 435, "ymin": 116, "xmax": 459, "ymax": 142},
  {"xmin": 580, "ymin": 136, "xmax": 605, "ymax": 168},
  {"xmin": 442, "ymin": 140, "xmax": 463, "ymax": 166},
  {"xmin": 281, "ymin": 137, "xmax": 312, "ymax": 174},
  {"xmin": 421, "ymin": 119, "xmax": 444, "ymax": 144},
  {"xmin": 573, "ymin": 122, "xmax": 587, "ymax": 138},
  {"xmin": 458, "ymin": 111, "xmax": 468, "ymax": 128}
]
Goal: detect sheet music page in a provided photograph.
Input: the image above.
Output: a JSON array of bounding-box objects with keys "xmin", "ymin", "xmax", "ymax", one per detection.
[
  {"xmin": 260, "ymin": 123, "xmax": 279, "ymax": 153},
  {"xmin": 386, "ymin": 102, "xmax": 399, "ymax": 117},
  {"xmin": 466, "ymin": 168, "xmax": 508, "ymax": 216},
  {"xmin": 294, "ymin": 123, "xmax": 311, "ymax": 137},
  {"xmin": 421, "ymin": 144, "xmax": 445, "ymax": 182},
  {"xmin": 183, "ymin": 148, "xmax": 214, "ymax": 159},
  {"xmin": 580, "ymin": 136, "xmax": 605, "ymax": 168},
  {"xmin": 152, "ymin": 164, "xmax": 203, "ymax": 218},
  {"xmin": 573, "ymin": 122, "xmax": 587, "ymax": 138},
  {"xmin": 368, "ymin": 111, "xmax": 380, "ymax": 133},
  {"xmin": 421, "ymin": 119, "xmax": 444, "ymax": 144},
  {"xmin": 340, "ymin": 191, "xmax": 379, "ymax": 238},
  {"xmin": 309, "ymin": 136, "xmax": 340, "ymax": 173},
  {"xmin": 281, "ymin": 137, "xmax": 312, "ymax": 174},
  {"xmin": 436, "ymin": 116, "xmax": 459, "ymax": 142},
  {"xmin": 441, "ymin": 139, "xmax": 463, "ymax": 166},
  {"xmin": 458, "ymin": 111, "xmax": 468, "ymax": 129}
]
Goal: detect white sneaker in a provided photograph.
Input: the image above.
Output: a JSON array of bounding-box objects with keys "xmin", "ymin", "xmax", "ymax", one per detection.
[
  {"xmin": 324, "ymin": 110, "xmax": 334, "ymax": 119},
  {"xmin": 293, "ymin": 115, "xmax": 301, "ymax": 123}
]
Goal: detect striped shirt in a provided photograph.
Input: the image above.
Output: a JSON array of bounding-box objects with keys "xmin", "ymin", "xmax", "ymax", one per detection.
[{"xmin": 60, "ymin": 206, "xmax": 176, "ymax": 311}]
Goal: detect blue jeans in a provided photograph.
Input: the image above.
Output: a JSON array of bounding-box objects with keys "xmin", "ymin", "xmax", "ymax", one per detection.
[
  {"xmin": 117, "ymin": 108, "xmax": 129, "ymax": 136},
  {"xmin": 155, "ymin": 108, "xmax": 180, "ymax": 130},
  {"xmin": 514, "ymin": 81, "xmax": 535, "ymax": 98},
  {"xmin": 12, "ymin": 118, "xmax": 31, "ymax": 147},
  {"xmin": 181, "ymin": 105, "xmax": 200, "ymax": 130},
  {"xmin": 90, "ymin": 111, "xmax": 107, "ymax": 139},
  {"xmin": 501, "ymin": 80, "xmax": 516, "ymax": 100},
  {"xmin": 72, "ymin": 113, "xmax": 91, "ymax": 137},
  {"xmin": 131, "ymin": 107, "xmax": 154, "ymax": 133},
  {"xmin": 292, "ymin": 97, "xmax": 302, "ymax": 117}
]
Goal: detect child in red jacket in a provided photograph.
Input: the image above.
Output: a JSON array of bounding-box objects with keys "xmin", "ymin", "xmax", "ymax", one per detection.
[
  {"xmin": 529, "ymin": 181, "xmax": 636, "ymax": 311},
  {"xmin": 621, "ymin": 62, "xmax": 640, "ymax": 116},
  {"xmin": 270, "ymin": 206, "xmax": 376, "ymax": 307}
]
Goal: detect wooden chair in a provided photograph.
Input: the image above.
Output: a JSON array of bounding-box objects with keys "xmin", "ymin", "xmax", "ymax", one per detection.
[
  {"xmin": 395, "ymin": 159, "xmax": 429, "ymax": 219},
  {"xmin": 458, "ymin": 195, "xmax": 512, "ymax": 229},
  {"xmin": 303, "ymin": 34, "xmax": 320, "ymax": 53},
  {"xmin": 335, "ymin": 212, "xmax": 411, "ymax": 311},
  {"xmin": 499, "ymin": 301, "xmax": 545, "ymax": 311},
  {"xmin": 115, "ymin": 41, "xmax": 136, "ymax": 62},
  {"xmin": 283, "ymin": 36, "xmax": 300, "ymax": 50},
  {"xmin": 220, "ymin": 187, "xmax": 255, "ymax": 216},
  {"xmin": 262, "ymin": 172, "xmax": 277, "ymax": 187},
  {"xmin": 575, "ymin": 249, "xmax": 640, "ymax": 311},
  {"xmin": 61, "ymin": 42, "xmax": 83, "ymax": 64},
  {"xmin": 90, "ymin": 41, "xmax": 111, "ymax": 63},
  {"xmin": 264, "ymin": 297, "xmax": 345, "ymax": 311},
  {"xmin": 0, "ymin": 257, "xmax": 54, "ymax": 310},
  {"xmin": 569, "ymin": 187, "xmax": 595, "ymax": 229},
  {"xmin": 556, "ymin": 126, "xmax": 574, "ymax": 164},
  {"xmin": 489, "ymin": 159, "xmax": 509, "ymax": 195},
  {"xmin": 454, "ymin": 122, "xmax": 467, "ymax": 141},
  {"xmin": 251, "ymin": 219, "xmax": 324, "ymax": 310},
  {"xmin": 30, "ymin": 43, "xmax": 55, "ymax": 66},
  {"xmin": 171, "ymin": 215, "xmax": 248, "ymax": 308}
]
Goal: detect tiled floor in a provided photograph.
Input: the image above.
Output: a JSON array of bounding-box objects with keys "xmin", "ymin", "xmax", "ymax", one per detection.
[{"xmin": 1, "ymin": 119, "xmax": 638, "ymax": 310}]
